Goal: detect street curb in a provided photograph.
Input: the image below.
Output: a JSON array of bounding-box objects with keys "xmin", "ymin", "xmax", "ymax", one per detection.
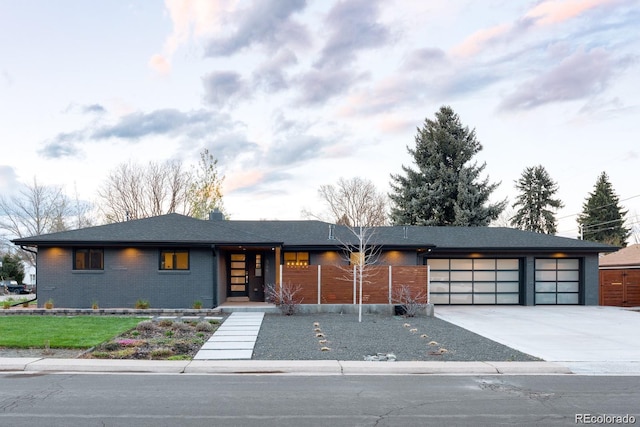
[{"xmin": 0, "ymin": 358, "xmax": 571, "ymax": 375}]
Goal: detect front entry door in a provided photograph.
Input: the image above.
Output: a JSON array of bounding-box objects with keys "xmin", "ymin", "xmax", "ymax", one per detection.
[
  {"xmin": 228, "ymin": 253, "xmax": 248, "ymax": 298},
  {"xmin": 248, "ymin": 253, "xmax": 265, "ymax": 302}
]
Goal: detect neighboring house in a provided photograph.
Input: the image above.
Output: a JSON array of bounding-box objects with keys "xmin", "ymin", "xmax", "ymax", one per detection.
[
  {"xmin": 599, "ymin": 244, "xmax": 640, "ymax": 307},
  {"xmin": 11, "ymin": 212, "xmax": 616, "ymax": 309}
]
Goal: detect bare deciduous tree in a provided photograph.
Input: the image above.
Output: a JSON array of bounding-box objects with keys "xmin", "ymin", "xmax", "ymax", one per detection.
[
  {"xmin": 97, "ymin": 150, "xmax": 225, "ymax": 223},
  {"xmin": 98, "ymin": 160, "xmax": 192, "ymax": 222},
  {"xmin": 335, "ymin": 224, "xmax": 382, "ymax": 322},
  {"xmin": 0, "ymin": 177, "xmax": 71, "ymax": 265},
  {"xmin": 304, "ymin": 177, "xmax": 388, "ymax": 226}
]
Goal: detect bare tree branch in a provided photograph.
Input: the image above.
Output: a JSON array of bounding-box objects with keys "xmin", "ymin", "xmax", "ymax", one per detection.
[{"xmin": 308, "ymin": 177, "xmax": 389, "ymax": 226}]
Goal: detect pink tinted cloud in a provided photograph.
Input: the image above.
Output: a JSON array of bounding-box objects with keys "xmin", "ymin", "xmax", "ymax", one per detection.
[
  {"xmin": 224, "ymin": 169, "xmax": 264, "ymax": 193},
  {"xmin": 451, "ymin": 23, "xmax": 512, "ymax": 58},
  {"xmin": 148, "ymin": 54, "xmax": 171, "ymax": 74},
  {"xmin": 452, "ymin": 0, "xmax": 617, "ymax": 58},
  {"xmin": 149, "ymin": 0, "xmax": 236, "ymax": 74},
  {"xmin": 525, "ymin": 0, "xmax": 616, "ymax": 25}
]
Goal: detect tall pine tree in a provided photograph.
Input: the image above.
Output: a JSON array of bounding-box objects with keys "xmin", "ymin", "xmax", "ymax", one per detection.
[
  {"xmin": 389, "ymin": 106, "xmax": 505, "ymax": 226},
  {"xmin": 510, "ymin": 165, "xmax": 564, "ymax": 234},
  {"xmin": 578, "ymin": 172, "xmax": 629, "ymax": 246}
]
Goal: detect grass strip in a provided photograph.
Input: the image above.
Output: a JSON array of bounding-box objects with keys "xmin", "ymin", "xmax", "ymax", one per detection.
[{"xmin": 0, "ymin": 316, "xmax": 144, "ymax": 349}]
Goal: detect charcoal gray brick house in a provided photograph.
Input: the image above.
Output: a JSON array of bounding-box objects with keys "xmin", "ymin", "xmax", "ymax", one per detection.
[{"xmin": 12, "ymin": 213, "xmax": 616, "ymax": 309}]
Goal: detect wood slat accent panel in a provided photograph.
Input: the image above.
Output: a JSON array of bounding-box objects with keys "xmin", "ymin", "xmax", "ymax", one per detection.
[
  {"xmin": 281, "ymin": 264, "xmax": 430, "ymax": 305},
  {"xmin": 391, "ymin": 266, "xmax": 429, "ymax": 303},
  {"xmin": 320, "ymin": 265, "xmax": 354, "ymax": 304},
  {"xmin": 282, "ymin": 265, "xmax": 318, "ymax": 303},
  {"xmin": 361, "ymin": 266, "xmax": 390, "ymax": 304}
]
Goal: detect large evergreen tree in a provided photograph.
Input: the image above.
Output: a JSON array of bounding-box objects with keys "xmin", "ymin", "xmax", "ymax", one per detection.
[
  {"xmin": 510, "ymin": 165, "xmax": 564, "ymax": 234},
  {"xmin": 389, "ymin": 106, "xmax": 505, "ymax": 226},
  {"xmin": 578, "ymin": 172, "xmax": 629, "ymax": 246}
]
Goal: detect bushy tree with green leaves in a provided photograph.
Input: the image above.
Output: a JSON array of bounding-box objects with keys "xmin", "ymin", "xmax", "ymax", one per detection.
[
  {"xmin": 510, "ymin": 165, "xmax": 564, "ymax": 234},
  {"xmin": 578, "ymin": 172, "xmax": 629, "ymax": 246},
  {"xmin": 389, "ymin": 106, "xmax": 505, "ymax": 226},
  {"xmin": 187, "ymin": 148, "xmax": 226, "ymax": 220},
  {"xmin": 0, "ymin": 252, "xmax": 25, "ymax": 284}
]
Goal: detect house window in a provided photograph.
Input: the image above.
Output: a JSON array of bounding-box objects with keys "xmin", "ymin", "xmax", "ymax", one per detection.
[
  {"xmin": 255, "ymin": 254, "xmax": 262, "ymax": 277},
  {"xmin": 160, "ymin": 249, "xmax": 189, "ymax": 270},
  {"xmin": 284, "ymin": 252, "xmax": 309, "ymax": 266},
  {"xmin": 74, "ymin": 248, "xmax": 104, "ymax": 270},
  {"xmin": 350, "ymin": 252, "xmax": 364, "ymax": 266}
]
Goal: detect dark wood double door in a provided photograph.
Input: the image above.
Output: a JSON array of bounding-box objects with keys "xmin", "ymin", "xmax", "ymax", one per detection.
[{"xmin": 228, "ymin": 252, "xmax": 265, "ymax": 302}]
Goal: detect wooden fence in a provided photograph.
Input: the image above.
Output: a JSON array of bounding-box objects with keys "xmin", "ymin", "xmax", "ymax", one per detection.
[
  {"xmin": 600, "ymin": 269, "xmax": 640, "ymax": 307},
  {"xmin": 281, "ymin": 265, "xmax": 428, "ymax": 305}
]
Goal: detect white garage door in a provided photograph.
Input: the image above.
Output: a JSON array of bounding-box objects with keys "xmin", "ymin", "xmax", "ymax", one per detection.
[
  {"xmin": 535, "ymin": 258, "xmax": 580, "ymax": 304},
  {"xmin": 428, "ymin": 258, "xmax": 520, "ymax": 305}
]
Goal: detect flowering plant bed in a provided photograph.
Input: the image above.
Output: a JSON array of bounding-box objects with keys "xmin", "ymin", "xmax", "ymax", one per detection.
[{"xmin": 82, "ymin": 318, "xmax": 219, "ymax": 360}]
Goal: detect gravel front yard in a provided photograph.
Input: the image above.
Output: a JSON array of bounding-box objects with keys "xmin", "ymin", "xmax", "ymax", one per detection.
[{"xmin": 252, "ymin": 313, "xmax": 539, "ymax": 362}]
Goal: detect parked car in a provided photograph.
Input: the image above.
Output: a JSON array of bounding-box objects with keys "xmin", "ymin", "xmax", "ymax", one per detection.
[{"xmin": 1, "ymin": 280, "xmax": 27, "ymax": 294}]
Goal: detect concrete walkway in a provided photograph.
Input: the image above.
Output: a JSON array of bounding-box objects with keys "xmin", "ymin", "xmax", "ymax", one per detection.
[{"xmin": 194, "ymin": 312, "xmax": 264, "ymax": 360}]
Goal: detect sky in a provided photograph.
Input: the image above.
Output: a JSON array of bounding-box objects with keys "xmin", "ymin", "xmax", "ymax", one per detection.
[{"xmin": 0, "ymin": 0, "xmax": 638, "ymax": 240}]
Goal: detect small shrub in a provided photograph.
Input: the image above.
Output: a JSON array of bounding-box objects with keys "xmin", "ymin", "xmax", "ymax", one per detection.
[
  {"xmin": 44, "ymin": 299, "xmax": 54, "ymax": 309},
  {"xmin": 196, "ymin": 332, "xmax": 205, "ymax": 338},
  {"xmin": 158, "ymin": 319, "xmax": 174, "ymax": 327},
  {"xmin": 150, "ymin": 347, "xmax": 174, "ymax": 359},
  {"xmin": 208, "ymin": 319, "xmax": 220, "ymax": 325},
  {"xmin": 265, "ymin": 282, "xmax": 304, "ymax": 315},
  {"xmin": 2, "ymin": 299, "xmax": 11, "ymax": 309},
  {"xmin": 103, "ymin": 342, "xmax": 121, "ymax": 351},
  {"xmin": 171, "ymin": 340, "xmax": 194, "ymax": 354},
  {"xmin": 168, "ymin": 355, "xmax": 191, "ymax": 361},
  {"xmin": 195, "ymin": 321, "xmax": 214, "ymax": 332},
  {"xmin": 165, "ymin": 330, "xmax": 174, "ymax": 337},
  {"xmin": 117, "ymin": 339, "xmax": 143, "ymax": 347},
  {"xmin": 91, "ymin": 301, "xmax": 99, "ymax": 309},
  {"xmin": 135, "ymin": 299, "xmax": 150, "ymax": 309},
  {"xmin": 392, "ymin": 284, "xmax": 428, "ymax": 317},
  {"xmin": 171, "ymin": 322, "xmax": 191, "ymax": 332},
  {"xmin": 136, "ymin": 320, "xmax": 159, "ymax": 333},
  {"xmin": 192, "ymin": 300, "xmax": 203, "ymax": 309},
  {"xmin": 131, "ymin": 330, "xmax": 140, "ymax": 337},
  {"xmin": 91, "ymin": 351, "xmax": 111, "ymax": 359},
  {"xmin": 113, "ymin": 348, "xmax": 137, "ymax": 358}
]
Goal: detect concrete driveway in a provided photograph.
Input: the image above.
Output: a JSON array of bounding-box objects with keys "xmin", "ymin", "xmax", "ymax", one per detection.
[{"xmin": 436, "ymin": 305, "xmax": 640, "ymax": 375}]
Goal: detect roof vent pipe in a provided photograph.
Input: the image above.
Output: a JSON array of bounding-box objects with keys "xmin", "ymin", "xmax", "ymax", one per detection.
[
  {"xmin": 328, "ymin": 224, "xmax": 335, "ymax": 240},
  {"xmin": 403, "ymin": 226, "xmax": 408, "ymax": 239}
]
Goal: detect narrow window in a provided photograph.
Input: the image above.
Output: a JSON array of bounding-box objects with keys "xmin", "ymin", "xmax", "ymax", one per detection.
[
  {"xmin": 160, "ymin": 249, "xmax": 190, "ymax": 270},
  {"xmin": 255, "ymin": 254, "xmax": 262, "ymax": 277},
  {"xmin": 74, "ymin": 248, "xmax": 104, "ymax": 270}
]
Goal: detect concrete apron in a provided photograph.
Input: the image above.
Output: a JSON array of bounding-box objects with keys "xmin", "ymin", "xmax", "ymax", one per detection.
[{"xmin": 435, "ymin": 305, "xmax": 640, "ymax": 375}]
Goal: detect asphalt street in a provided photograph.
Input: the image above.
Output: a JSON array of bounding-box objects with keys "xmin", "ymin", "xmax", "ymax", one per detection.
[{"xmin": 0, "ymin": 373, "xmax": 638, "ymax": 427}]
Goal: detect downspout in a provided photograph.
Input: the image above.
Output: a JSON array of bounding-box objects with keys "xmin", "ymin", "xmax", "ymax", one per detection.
[{"xmin": 211, "ymin": 245, "xmax": 218, "ymax": 308}]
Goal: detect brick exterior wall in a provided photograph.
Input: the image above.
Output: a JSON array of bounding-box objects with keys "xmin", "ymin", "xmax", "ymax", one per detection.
[{"xmin": 36, "ymin": 247, "xmax": 215, "ymax": 309}]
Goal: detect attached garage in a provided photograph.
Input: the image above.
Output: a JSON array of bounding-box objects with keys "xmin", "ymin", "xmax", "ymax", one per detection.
[
  {"xmin": 534, "ymin": 258, "xmax": 581, "ymax": 304},
  {"xmin": 428, "ymin": 258, "xmax": 521, "ymax": 305}
]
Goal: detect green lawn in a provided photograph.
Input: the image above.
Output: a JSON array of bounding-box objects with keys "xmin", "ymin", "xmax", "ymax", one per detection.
[{"xmin": 0, "ymin": 316, "xmax": 144, "ymax": 349}]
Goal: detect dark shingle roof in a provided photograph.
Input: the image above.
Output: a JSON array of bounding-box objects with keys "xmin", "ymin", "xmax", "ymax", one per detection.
[{"xmin": 11, "ymin": 213, "xmax": 616, "ymax": 253}]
